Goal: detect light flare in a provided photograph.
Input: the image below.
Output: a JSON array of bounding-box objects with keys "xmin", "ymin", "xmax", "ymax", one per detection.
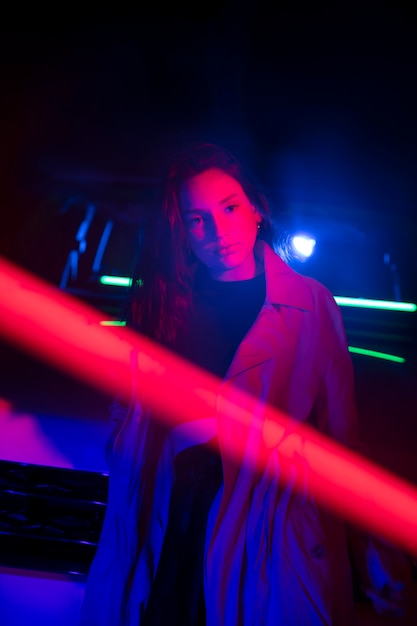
[{"xmin": 1, "ymin": 256, "xmax": 417, "ymax": 555}]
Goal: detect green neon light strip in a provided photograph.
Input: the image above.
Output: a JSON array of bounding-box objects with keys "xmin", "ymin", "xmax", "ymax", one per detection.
[
  {"xmin": 97, "ymin": 325, "xmax": 404, "ymax": 363},
  {"xmin": 99, "ymin": 277, "xmax": 416, "ymax": 312},
  {"xmin": 100, "ymin": 275, "xmax": 132, "ymax": 287},
  {"xmin": 348, "ymin": 346, "xmax": 405, "ymax": 363},
  {"xmin": 334, "ymin": 296, "xmax": 416, "ymax": 312}
]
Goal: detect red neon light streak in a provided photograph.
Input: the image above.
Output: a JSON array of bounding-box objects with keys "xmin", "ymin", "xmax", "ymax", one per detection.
[{"xmin": 1, "ymin": 256, "xmax": 417, "ymax": 555}]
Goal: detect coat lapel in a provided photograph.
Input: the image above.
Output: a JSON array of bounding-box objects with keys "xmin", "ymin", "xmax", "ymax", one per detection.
[{"xmin": 225, "ymin": 241, "xmax": 314, "ymax": 380}]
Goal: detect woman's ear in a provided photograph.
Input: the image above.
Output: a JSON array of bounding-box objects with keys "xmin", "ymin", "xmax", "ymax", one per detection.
[{"xmin": 252, "ymin": 205, "xmax": 262, "ymax": 223}]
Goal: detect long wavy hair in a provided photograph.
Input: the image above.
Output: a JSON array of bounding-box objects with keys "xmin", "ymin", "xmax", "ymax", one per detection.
[{"xmin": 127, "ymin": 143, "xmax": 276, "ymax": 345}]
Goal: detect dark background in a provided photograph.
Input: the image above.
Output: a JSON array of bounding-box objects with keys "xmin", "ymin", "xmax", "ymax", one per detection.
[
  {"xmin": 1, "ymin": 9, "xmax": 417, "ymax": 603},
  {"xmin": 1, "ymin": 3, "xmax": 416, "ymax": 281}
]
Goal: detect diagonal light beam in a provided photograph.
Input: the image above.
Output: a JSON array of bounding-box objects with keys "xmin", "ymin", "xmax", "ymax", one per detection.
[{"xmin": 1, "ymin": 256, "xmax": 417, "ymax": 555}]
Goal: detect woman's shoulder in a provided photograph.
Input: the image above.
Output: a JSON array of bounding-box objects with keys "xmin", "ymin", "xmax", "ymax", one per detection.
[{"xmin": 264, "ymin": 245, "xmax": 338, "ymax": 314}]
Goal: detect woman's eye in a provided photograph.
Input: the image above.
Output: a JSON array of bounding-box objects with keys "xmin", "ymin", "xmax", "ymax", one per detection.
[
  {"xmin": 188, "ymin": 216, "xmax": 202, "ymax": 226},
  {"xmin": 225, "ymin": 204, "xmax": 238, "ymax": 213}
]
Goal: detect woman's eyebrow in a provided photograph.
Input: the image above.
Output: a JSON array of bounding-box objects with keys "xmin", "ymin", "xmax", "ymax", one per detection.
[
  {"xmin": 182, "ymin": 208, "xmax": 203, "ymax": 215},
  {"xmin": 182, "ymin": 193, "xmax": 240, "ymax": 215},
  {"xmin": 219, "ymin": 193, "xmax": 239, "ymax": 205}
]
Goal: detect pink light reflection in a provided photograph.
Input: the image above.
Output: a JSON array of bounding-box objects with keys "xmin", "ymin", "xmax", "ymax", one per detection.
[{"xmin": 1, "ymin": 256, "xmax": 417, "ymax": 555}]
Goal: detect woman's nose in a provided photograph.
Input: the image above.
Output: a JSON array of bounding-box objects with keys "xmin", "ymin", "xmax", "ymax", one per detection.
[{"xmin": 211, "ymin": 214, "xmax": 228, "ymax": 238}]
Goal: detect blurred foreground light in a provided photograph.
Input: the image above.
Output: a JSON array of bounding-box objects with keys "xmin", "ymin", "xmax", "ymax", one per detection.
[
  {"xmin": 2, "ymin": 256, "xmax": 417, "ymax": 555},
  {"xmin": 334, "ymin": 296, "xmax": 416, "ymax": 312},
  {"xmin": 292, "ymin": 234, "xmax": 316, "ymax": 259}
]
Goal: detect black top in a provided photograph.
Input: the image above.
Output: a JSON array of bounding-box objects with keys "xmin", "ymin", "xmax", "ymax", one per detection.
[
  {"xmin": 174, "ymin": 269, "xmax": 266, "ymax": 379},
  {"xmin": 143, "ymin": 271, "xmax": 266, "ymax": 626}
]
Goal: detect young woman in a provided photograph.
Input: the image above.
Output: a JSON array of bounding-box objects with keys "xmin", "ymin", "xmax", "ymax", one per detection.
[{"xmin": 80, "ymin": 143, "xmax": 407, "ymax": 625}]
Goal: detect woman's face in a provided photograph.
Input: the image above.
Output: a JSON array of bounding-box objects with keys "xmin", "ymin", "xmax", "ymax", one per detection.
[{"xmin": 179, "ymin": 168, "xmax": 261, "ymax": 281}]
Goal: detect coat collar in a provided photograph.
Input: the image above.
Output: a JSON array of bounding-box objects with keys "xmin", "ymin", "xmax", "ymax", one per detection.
[
  {"xmin": 255, "ymin": 240, "xmax": 314, "ymax": 312},
  {"xmin": 223, "ymin": 242, "xmax": 315, "ymax": 381}
]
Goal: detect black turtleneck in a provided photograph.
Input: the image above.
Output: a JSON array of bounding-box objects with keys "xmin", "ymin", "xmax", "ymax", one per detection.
[
  {"xmin": 174, "ymin": 269, "xmax": 266, "ymax": 379},
  {"xmin": 143, "ymin": 270, "xmax": 266, "ymax": 626}
]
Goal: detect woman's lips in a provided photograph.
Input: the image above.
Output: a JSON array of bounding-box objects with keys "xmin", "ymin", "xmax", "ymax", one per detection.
[{"xmin": 216, "ymin": 243, "xmax": 238, "ymax": 256}]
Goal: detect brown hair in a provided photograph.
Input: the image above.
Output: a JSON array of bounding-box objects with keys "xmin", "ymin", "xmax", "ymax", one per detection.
[{"xmin": 127, "ymin": 143, "xmax": 276, "ymax": 345}]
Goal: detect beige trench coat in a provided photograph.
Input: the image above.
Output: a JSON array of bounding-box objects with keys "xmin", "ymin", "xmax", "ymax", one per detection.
[{"xmin": 80, "ymin": 241, "xmax": 360, "ymax": 625}]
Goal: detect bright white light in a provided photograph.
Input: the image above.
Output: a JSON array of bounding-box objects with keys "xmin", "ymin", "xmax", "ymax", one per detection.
[{"xmin": 292, "ymin": 235, "xmax": 316, "ymax": 258}]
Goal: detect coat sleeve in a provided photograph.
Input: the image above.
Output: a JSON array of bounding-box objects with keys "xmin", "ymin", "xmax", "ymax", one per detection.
[
  {"xmin": 314, "ymin": 285, "xmax": 414, "ymax": 616},
  {"xmin": 314, "ymin": 284, "xmax": 363, "ymax": 451},
  {"xmin": 105, "ymin": 395, "xmax": 130, "ymax": 465},
  {"xmin": 105, "ymin": 346, "xmax": 144, "ymax": 466}
]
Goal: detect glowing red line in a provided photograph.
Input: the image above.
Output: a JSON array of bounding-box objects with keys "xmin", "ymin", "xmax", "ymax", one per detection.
[{"xmin": 1, "ymin": 256, "xmax": 417, "ymax": 555}]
